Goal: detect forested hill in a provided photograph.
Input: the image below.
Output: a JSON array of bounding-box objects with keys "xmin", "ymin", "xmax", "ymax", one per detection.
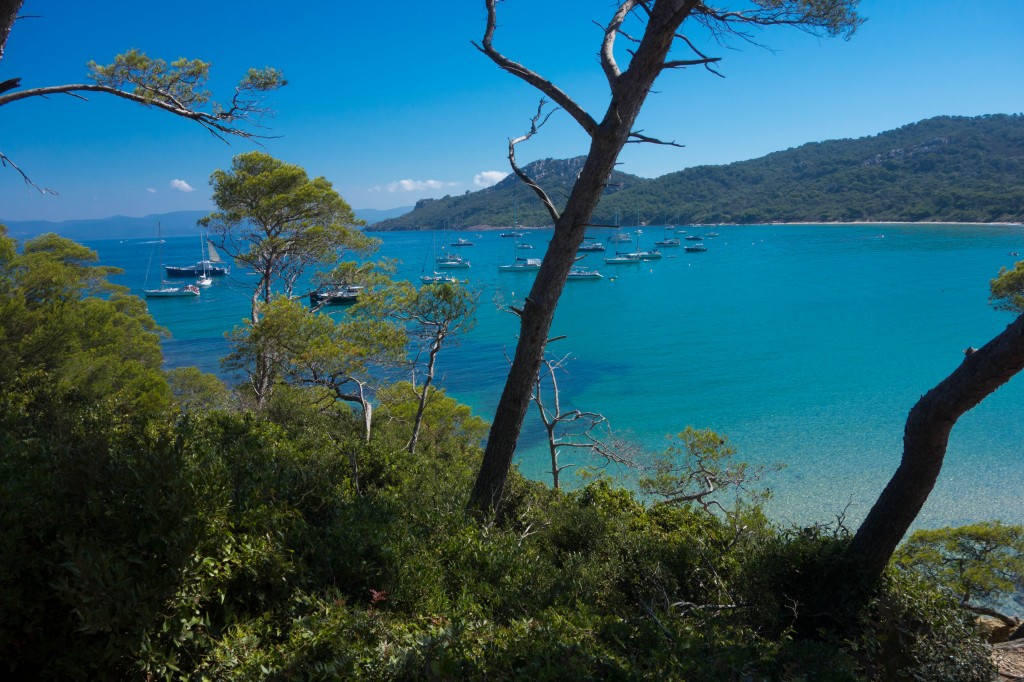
[
  {"xmin": 373, "ymin": 114, "xmax": 1024, "ymax": 229},
  {"xmin": 373, "ymin": 157, "xmax": 647, "ymax": 230}
]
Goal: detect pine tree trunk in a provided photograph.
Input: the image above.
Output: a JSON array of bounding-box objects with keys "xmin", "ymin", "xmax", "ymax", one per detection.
[
  {"xmin": 0, "ymin": 0, "xmax": 23, "ymax": 64},
  {"xmin": 848, "ymin": 313, "xmax": 1024, "ymax": 579},
  {"xmin": 468, "ymin": 1, "xmax": 694, "ymax": 514}
]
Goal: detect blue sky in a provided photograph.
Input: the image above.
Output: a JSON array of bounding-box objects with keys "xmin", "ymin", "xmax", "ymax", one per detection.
[{"xmin": 2, "ymin": 0, "xmax": 1023, "ymax": 222}]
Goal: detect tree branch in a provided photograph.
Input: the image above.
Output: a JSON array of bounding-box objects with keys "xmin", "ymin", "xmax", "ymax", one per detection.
[
  {"xmin": 599, "ymin": 0, "xmax": 640, "ymax": 88},
  {"xmin": 474, "ymin": 0, "xmax": 598, "ymax": 137},
  {"xmin": 508, "ymin": 100, "xmax": 561, "ymax": 222},
  {"xmin": 627, "ymin": 130, "xmax": 686, "ymax": 147},
  {"xmin": 0, "ymin": 150, "xmax": 57, "ymax": 194},
  {"xmin": 0, "ymin": 83, "xmax": 274, "ymax": 142}
]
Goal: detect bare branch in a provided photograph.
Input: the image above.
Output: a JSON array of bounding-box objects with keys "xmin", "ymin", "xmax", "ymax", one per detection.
[
  {"xmin": 669, "ymin": 33, "xmax": 727, "ymax": 77},
  {"xmin": 0, "ymin": 150, "xmax": 58, "ymax": 194},
  {"xmin": 508, "ymin": 100, "xmax": 561, "ymax": 222},
  {"xmin": 663, "ymin": 55, "xmax": 723, "ymax": 69},
  {"xmin": 474, "ymin": 0, "xmax": 598, "ymax": 136},
  {"xmin": 627, "ymin": 130, "xmax": 686, "ymax": 147},
  {"xmin": 600, "ymin": 0, "xmax": 640, "ymax": 88}
]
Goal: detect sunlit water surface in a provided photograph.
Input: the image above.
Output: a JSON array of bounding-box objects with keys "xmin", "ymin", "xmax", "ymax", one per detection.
[{"xmin": 88, "ymin": 223, "xmax": 1024, "ymax": 529}]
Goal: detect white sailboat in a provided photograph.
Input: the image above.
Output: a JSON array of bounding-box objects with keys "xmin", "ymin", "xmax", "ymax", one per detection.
[
  {"xmin": 145, "ymin": 223, "xmax": 200, "ymax": 298},
  {"xmin": 195, "ymin": 234, "xmax": 213, "ymax": 286}
]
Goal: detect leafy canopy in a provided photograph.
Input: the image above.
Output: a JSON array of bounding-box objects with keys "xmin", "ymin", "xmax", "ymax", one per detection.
[
  {"xmin": 990, "ymin": 260, "xmax": 1024, "ymax": 314},
  {"xmin": 896, "ymin": 521, "xmax": 1024, "ymax": 609},
  {"xmin": 201, "ymin": 152, "xmax": 376, "ymax": 309},
  {"xmin": 88, "ymin": 48, "xmax": 285, "ymax": 127}
]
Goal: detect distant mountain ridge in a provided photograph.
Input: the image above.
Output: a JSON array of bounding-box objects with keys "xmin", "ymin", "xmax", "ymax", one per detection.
[
  {"xmin": 374, "ymin": 114, "xmax": 1024, "ymax": 229},
  {"xmin": 1, "ymin": 206, "xmax": 413, "ymax": 241}
]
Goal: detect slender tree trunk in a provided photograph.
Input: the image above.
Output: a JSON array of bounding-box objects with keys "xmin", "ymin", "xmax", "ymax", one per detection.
[
  {"xmin": 468, "ymin": 2, "xmax": 692, "ymax": 513},
  {"xmin": 408, "ymin": 336, "xmax": 442, "ymax": 454},
  {"xmin": 470, "ymin": 139, "xmax": 622, "ymax": 511},
  {"xmin": 0, "ymin": 0, "xmax": 23, "ymax": 64},
  {"xmin": 848, "ymin": 313, "xmax": 1024, "ymax": 580}
]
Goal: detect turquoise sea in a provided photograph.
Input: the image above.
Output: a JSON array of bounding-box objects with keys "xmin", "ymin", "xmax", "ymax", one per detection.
[{"xmin": 87, "ymin": 224, "xmax": 1024, "ymax": 530}]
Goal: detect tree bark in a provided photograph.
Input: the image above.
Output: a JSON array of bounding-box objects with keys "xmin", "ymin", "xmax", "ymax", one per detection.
[
  {"xmin": 0, "ymin": 0, "xmax": 22, "ymax": 64},
  {"xmin": 469, "ymin": 0, "xmax": 697, "ymax": 514},
  {"xmin": 848, "ymin": 313, "xmax": 1024, "ymax": 580},
  {"xmin": 408, "ymin": 336, "xmax": 442, "ymax": 455}
]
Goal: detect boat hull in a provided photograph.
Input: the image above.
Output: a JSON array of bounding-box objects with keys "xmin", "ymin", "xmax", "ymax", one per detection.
[
  {"xmin": 145, "ymin": 286, "xmax": 200, "ymax": 298},
  {"xmin": 165, "ymin": 263, "xmax": 230, "ymax": 277}
]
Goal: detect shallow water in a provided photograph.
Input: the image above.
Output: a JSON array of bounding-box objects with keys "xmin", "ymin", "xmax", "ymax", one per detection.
[{"xmin": 89, "ymin": 223, "xmax": 1024, "ymax": 529}]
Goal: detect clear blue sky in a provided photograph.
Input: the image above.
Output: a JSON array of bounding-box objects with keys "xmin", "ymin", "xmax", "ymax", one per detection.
[{"xmin": 2, "ymin": 1, "xmax": 1023, "ymax": 222}]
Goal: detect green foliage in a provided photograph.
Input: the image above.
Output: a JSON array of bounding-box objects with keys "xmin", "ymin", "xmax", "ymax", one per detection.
[
  {"xmin": 166, "ymin": 366, "xmax": 233, "ymax": 413},
  {"xmin": 88, "ymin": 48, "xmax": 285, "ymax": 117},
  {"xmin": 896, "ymin": 521, "xmax": 1024, "ymax": 615},
  {"xmin": 202, "ymin": 151, "xmax": 374, "ymax": 308},
  {"xmin": 0, "ymin": 231, "xmax": 170, "ymax": 420},
  {"xmin": 990, "ymin": 260, "xmax": 1024, "ymax": 314},
  {"xmin": 640, "ymin": 427, "xmax": 784, "ymax": 513},
  {"xmin": 374, "ymin": 382, "xmax": 489, "ymax": 454}
]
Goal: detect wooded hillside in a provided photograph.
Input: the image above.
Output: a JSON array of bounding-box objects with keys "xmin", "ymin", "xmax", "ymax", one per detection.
[{"xmin": 374, "ymin": 114, "xmax": 1024, "ymax": 229}]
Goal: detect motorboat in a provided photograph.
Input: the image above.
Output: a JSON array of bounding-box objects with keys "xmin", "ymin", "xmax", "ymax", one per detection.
[
  {"xmin": 567, "ymin": 267, "xmax": 603, "ymax": 280},
  {"xmin": 498, "ymin": 258, "xmax": 542, "ymax": 272},
  {"xmin": 165, "ymin": 239, "xmax": 230, "ymax": 277},
  {"xmin": 420, "ymin": 272, "xmax": 460, "ymax": 284},
  {"xmin": 603, "ymin": 254, "xmax": 641, "ymax": 265},
  {"xmin": 309, "ymin": 284, "xmax": 364, "ymax": 306},
  {"xmin": 436, "ymin": 252, "xmax": 471, "ymax": 268}
]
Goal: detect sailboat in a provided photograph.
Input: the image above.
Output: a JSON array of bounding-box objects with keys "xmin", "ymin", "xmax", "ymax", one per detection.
[
  {"xmin": 195, "ymin": 234, "xmax": 213, "ymax": 286},
  {"xmin": 499, "ymin": 204, "xmax": 525, "ymax": 238},
  {"xmin": 165, "ymin": 237, "xmax": 230, "ymax": 277},
  {"xmin": 145, "ymin": 223, "xmax": 200, "ymax": 298}
]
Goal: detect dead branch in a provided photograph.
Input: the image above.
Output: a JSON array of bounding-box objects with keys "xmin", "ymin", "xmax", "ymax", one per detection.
[
  {"xmin": 508, "ymin": 100, "xmax": 562, "ymax": 222},
  {"xmin": 627, "ymin": 130, "xmax": 686, "ymax": 147},
  {"xmin": 0, "ymin": 150, "xmax": 58, "ymax": 194},
  {"xmin": 474, "ymin": 0, "xmax": 598, "ymax": 137},
  {"xmin": 674, "ymin": 33, "xmax": 726, "ymax": 77},
  {"xmin": 599, "ymin": 0, "xmax": 640, "ymax": 87}
]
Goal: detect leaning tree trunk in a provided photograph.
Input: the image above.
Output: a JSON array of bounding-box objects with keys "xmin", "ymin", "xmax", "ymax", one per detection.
[
  {"xmin": 467, "ymin": 0, "xmax": 860, "ymax": 514},
  {"xmin": 469, "ymin": 2, "xmax": 691, "ymax": 513},
  {"xmin": 469, "ymin": 157, "xmax": 615, "ymax": 510},
  {"xmin": 848, "ymin": 313, "xmax": 1024, "ymax": 580}
]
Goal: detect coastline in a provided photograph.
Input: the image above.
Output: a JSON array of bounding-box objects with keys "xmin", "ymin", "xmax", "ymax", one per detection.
[{"xmin": 446, "ymin": 220, "xmax": 1024, "ymax": 232}]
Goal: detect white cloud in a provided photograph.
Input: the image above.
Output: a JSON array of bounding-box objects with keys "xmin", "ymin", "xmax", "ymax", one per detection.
[
  {"xmin": 474, "ymin": 170, "xmax": 508, "ymax": 187},
  {"xmin": 169, "ymin": 179, "xmax": 195, "ymax": 192},
  {"xmin": 146, "ymin": 187, "xmax": 157, "ymax": 194},
  {"xmin": 388, "ymin": 179, "xmax": 439, "ymax": 193}
]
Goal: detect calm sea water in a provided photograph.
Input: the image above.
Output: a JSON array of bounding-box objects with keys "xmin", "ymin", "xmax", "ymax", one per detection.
[{"xmin": 87, "ymin": 224, "xmax": 1024, "ymax": 529}]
